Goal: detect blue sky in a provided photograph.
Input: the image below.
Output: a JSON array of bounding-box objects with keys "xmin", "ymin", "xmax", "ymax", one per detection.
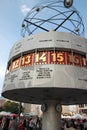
[{"xmin": 0, "ymin": 0, "xmax": 87, "ymax": 96}]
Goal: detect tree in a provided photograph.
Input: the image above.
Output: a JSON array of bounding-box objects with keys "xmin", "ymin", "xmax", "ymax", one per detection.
[{"xmin": 2, "ymin": 100, "xmax": 24, "ymax": 114}]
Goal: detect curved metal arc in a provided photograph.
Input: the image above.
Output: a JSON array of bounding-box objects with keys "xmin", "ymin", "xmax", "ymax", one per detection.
[
  {"xmin": 24, "ymin": 19, "xmax": 49, "ymax": 32},
  {"xmin": 45, "ymin": 6, "xmax": 79, "ymax": 29},
  {"xmin": 54, "ymin": 11, "xmax": 75, "ymax": 31}
]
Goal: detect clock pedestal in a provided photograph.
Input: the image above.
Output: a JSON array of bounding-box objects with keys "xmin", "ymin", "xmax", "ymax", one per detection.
[{"xmin": 41, "ymin": 101, "xmax": 62, "ymax": 130}]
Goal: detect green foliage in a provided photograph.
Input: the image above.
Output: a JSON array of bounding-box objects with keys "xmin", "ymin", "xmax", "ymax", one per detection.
[{"xmin": 2, "ymin": 100, "xmax": 24, "ymax": 114}]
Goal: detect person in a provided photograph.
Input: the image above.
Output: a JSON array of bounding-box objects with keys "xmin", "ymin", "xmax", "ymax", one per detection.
[
  {"xmin": 84, "ymin": 120, "xmax": 87, "ymax": 130},
  {"xmin": 2, "ymin": 117, "xmax": 10, "ymax": 130},
  {"xmin": 19, "ymin": 117, "xmax": 24, "ymax": 130},
  {"xmin": 29, "ymin": 118, "xmax": 33, "ymax": 130},
  {"xmin": 23, "ymin": 118, "xmax": 27, "ymax": 130},
  {"xmin": 0, "ymin": 116, "xmax": 2, "ymax": 130},
  {"xmin": 65, "ymin": 121, "xmax": 77, "ymax": 130},
  {"xmin": 36, "ymin": 117, "xmax": 42, "ymax": 130},
  {"xmin": 9, "ymin": 116, "xmax": 19, "ymax": 130}
]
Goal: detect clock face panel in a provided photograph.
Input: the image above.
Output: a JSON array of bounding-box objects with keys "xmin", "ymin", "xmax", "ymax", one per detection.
[{"xmin": 7, "ymin": 51, "xmax": 87, "ymax": 72}]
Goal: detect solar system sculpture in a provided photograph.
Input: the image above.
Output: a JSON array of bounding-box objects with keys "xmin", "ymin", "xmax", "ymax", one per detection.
[{"xmin": 2, "ymin": 0, "xmax": 87, "ymax": 130}]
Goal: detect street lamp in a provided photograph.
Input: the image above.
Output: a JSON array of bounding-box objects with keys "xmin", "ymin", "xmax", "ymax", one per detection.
[{"xmin": 64, "ymin": 0, "xmax": 73, "ymax": 8}]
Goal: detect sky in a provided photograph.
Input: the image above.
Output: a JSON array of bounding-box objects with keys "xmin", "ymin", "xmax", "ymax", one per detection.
[{"xmin": 0, "ymin": 0, "xmax": 87, "ymax": 97}]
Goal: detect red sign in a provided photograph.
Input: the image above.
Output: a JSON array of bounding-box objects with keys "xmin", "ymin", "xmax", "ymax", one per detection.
[
  {"xmin": 8, "ymin": 50, "xmax": 87, "ymax": 71},
  {"xmin": 21, "ymin": 53, "xmax": 33, "ymax": 67},
  {"xmin": 35, "ymin": 52, "xmax": 48, "ymax": 64}
]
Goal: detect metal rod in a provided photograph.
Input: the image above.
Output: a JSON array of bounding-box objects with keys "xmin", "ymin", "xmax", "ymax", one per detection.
[
  {"xmin": 54, "ymin": 11, "xmax": 75, "ymax": 31},
  {"xmin": 24, "ymin": 19, "xmax": 49, "ymax": 32}
]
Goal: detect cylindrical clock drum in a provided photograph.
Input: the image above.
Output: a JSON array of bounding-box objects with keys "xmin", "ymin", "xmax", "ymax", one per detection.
[{"xmin": 2, "ymin": 31, "xmax": 87, "ymax": 105}]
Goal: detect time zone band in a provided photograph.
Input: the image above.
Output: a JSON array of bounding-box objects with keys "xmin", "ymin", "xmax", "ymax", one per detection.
[{"xmin": 7, "ymin": 50, "xmax": 87, "ymax": 72}]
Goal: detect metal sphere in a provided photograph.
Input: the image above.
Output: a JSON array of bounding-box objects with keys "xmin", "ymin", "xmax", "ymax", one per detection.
[
  {"xmin": 64, "ymin": 0, "xmax": 73, "ymax": 8},
  {"xmin": 21, "ymin": 0, "xmax": 84, "ymax": 37}
]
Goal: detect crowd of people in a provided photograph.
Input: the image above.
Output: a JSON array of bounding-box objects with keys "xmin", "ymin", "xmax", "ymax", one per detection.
[
  {"xmin": 61, "ymin": 118, "xmax": 87, "ymax": 130},
  {"xmin": 0, "ymin": 115, "xmax": 87, "ymax": 130},
  {"xmin": 0, "ymin": 115, "xmax": 42, "ymax": 130}
]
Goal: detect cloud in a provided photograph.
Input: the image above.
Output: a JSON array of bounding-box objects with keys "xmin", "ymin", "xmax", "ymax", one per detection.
[{"xmin": 20, "ymin": 4, "xmax": 31, "ymax": 15}]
